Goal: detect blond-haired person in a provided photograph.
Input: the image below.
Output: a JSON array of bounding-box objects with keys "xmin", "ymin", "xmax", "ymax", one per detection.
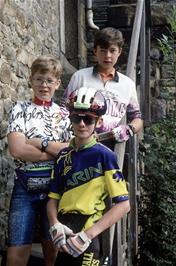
[{"xmin": 6, "ymin": 55, "xmax": 72, "ymax": 266}]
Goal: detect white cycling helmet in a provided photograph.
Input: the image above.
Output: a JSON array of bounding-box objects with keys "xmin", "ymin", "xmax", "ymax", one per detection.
[{"xmin": 66, "ymin": 87, "xmax": 107, "ymax": 116}]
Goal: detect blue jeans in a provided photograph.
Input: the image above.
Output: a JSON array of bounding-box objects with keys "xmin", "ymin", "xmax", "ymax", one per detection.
[{"xmin": 7, "ymin": 179, "xmax": 51, "ymax": 246}]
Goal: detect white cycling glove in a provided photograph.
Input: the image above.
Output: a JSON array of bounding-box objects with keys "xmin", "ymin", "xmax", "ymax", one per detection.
[
  {"xmin": 66, "ymin": 231, "xmax": 92, "ymax": 257},
  {"xmin": 112, "ymin": 125, "xmax": 134, "ymax": 143},
  {"xmin": 49, "ymin": 222, "xmax": 73, "ymax": 248}
]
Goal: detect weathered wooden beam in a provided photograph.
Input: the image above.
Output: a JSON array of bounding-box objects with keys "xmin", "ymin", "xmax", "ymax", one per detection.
[
  {"xmin": 126, "ymin": 0, "xmax": 145, "ymax": 81},
  {"xmin": 112, "ymin": 1, "xmax": 145, "ymax": 265}
]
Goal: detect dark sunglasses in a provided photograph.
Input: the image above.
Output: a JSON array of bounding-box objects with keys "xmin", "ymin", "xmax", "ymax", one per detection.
[{"xmin": 69, "ymin": 113, "xmax": 98, "ymax": 125}]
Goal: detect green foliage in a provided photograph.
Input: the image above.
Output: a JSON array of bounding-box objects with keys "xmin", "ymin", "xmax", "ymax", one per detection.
[
  {"xmin": 138, "ymin": 6, "xmax": 176, "ymax": 266},
  {"xmin": 167, "ymin": 6, "xmax": 176, "ymax": 34},
  {"xmin": 157, "ymin": 6, "xmax": 176, "ymax": 119},
  {"xmin": 139, "ymin": 119, "xmax": 176, "ymax": 266}
]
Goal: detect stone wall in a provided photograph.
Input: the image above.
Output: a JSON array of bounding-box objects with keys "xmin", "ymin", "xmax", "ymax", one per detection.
[
  {"xmin": 0, "ymin": 0, "xmax": 62, "ymax": 250},
  {"xmin": 0, "ymin": 0, "xmax": 87, "ymax": 252}
]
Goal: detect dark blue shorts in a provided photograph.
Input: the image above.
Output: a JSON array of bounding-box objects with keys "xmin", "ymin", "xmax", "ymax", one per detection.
[{"xmin": 7, "ymin": 179, "xmax": 51, "ymax": 246}]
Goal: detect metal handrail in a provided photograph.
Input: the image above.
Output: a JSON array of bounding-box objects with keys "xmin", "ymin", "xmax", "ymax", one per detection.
[
  {"xmin": 113, "ymin": 1, "xmax": 145, "ymax": 265},
  {"xmin": 126, "ymin": 0, "xmax": 145, "ymax": 264},
  {"xmin": 126, "ymin": 0, "xmax": 145, "ymax": 81}
]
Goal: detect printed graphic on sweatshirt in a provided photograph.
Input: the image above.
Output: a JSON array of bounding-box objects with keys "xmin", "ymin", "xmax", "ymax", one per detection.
[{"xmin": 8, "ymin": 101, "xmax": 72, "ymax": 170}]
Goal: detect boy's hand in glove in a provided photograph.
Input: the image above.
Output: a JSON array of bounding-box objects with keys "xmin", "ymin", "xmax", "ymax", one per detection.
[
  {"xmin": 49, "ymin": 222, "xmax": 74, "ymax": 249},
  {"xmin": 112, "ymin": 124, "xmax": 134, "ymax": 143},
  {"xmin": 66, "ymin": 231, "xmax": 92, "ymax": 257}
]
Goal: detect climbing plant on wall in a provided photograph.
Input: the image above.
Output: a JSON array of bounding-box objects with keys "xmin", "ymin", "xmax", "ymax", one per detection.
[{"xmin": 138, "ymin": 6, "xmax": 176, "ymax": 266}]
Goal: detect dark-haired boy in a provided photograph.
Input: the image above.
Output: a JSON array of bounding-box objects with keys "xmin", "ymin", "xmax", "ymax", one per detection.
[{"xmin": 62, "ymin": 27, "xmax": 143, "ymax": 150}]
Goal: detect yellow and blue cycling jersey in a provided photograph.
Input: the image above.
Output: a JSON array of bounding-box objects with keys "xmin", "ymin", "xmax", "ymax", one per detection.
[{"xmin": 48, "ymin": 137, "xmax": 129, "ymax": 230}]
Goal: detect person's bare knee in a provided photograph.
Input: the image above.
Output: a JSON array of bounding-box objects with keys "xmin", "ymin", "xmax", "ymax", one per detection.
[{"xmin": 6, "ymin": 245, "xmax": 31, "ymax": 266}]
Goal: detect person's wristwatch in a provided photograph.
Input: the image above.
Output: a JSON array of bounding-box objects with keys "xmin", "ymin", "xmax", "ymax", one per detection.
[{"xmin": 41, "ymin": 138, "xmax": 49, "ymax": 152}]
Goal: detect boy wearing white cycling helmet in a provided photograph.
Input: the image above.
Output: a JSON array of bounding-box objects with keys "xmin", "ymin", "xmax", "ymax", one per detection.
[{"xmin": 47, "ymin": 87, "xmax": 130, "ymax": 266}]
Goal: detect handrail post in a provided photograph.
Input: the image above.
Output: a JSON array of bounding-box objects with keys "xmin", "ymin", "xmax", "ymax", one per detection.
[
  {"xmin": 126, "ymin": 0, "xmax": 145, "ymax": 81},
  {"xmin": 108, "ymin": 1, "xmax": 145, "ymax": 265},
  {"xmin": 126, "ymin": 0, "xmax": 145, "ymax": 264}
]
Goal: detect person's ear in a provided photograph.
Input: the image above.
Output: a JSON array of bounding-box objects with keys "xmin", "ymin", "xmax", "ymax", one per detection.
[
  {"xmin": 118, "ymin": 47, "xmax": 122, "ymax": 56},
  {"xmin": 93, "ymin": 47, "xmax": 97, "ymax": 56},
  {"xmin": 55, "ymin": 79, "xmax": 61, "ymax": 90},
  {"xmin": 95, "ymin": 117, "xmax": 103, "ymax": 128}
]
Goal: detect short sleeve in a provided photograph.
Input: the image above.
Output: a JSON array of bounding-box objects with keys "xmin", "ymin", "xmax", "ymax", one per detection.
[
  {"xmin": 7, "ymin": 102, "xmax": 26, "ymax": 134},
  {"xmin": 103, "ymin": 151, "xmax": 129, "ymax": 203},
  {"xmin": 127, "ymin": 81, "xmax": 142, "ymax": 121}
]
